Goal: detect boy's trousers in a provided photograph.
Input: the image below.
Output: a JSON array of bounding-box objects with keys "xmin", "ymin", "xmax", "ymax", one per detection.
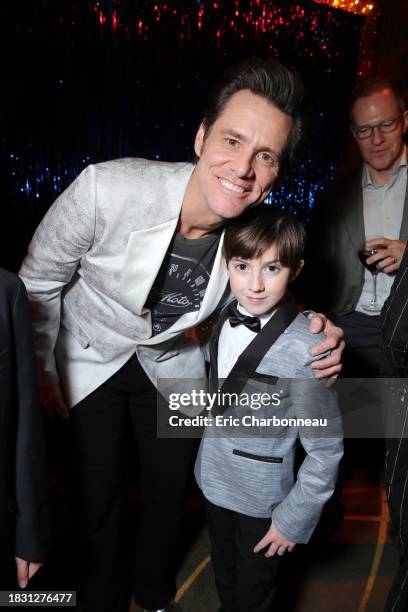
[{"xmin": 206, "ymin": 500, "xmax": 281, "ymax": 612}]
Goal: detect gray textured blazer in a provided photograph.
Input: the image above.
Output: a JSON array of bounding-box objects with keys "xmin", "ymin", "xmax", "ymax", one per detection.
[
  {"xmin": 19, "ymin": 159, "xmax": 230, "ymax": 407},
  {"xmin": 195, "ymin": 299, "xmax": 343, "ymax": 544}
]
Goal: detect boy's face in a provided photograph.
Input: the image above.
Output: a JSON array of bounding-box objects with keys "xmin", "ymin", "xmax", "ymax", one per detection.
[{"xmin": 227, "ymin": 243, "xmax": 303, "ymax": 316}]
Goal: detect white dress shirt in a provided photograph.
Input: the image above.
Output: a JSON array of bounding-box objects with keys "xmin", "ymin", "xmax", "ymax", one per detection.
[
  {"xmin": 217, "ymin": 303, "xmax": 275, "ymax": 378},
  {"xmin": 356, "ymin": 146, "xmax": 407, "ymax": 314}
]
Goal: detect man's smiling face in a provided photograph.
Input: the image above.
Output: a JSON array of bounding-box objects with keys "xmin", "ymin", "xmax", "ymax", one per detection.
[{"xmin": 191, "ymin": 89, "xmax": 293, "ymax": 222}]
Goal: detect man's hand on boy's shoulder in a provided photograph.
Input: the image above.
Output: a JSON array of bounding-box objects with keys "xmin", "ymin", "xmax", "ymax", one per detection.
[
  {"xmin": 253, "ymin": 521, "xmax": 296, "ymax": 557},
  {"xmin": 304, "ymin": 313, "xmax": 345, "ymax": 386}
]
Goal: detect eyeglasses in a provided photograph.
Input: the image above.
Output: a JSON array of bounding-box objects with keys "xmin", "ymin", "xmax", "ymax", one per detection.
[{"xmin": 352, "ymin": 117, "xmax": 401, "ymax": 140}]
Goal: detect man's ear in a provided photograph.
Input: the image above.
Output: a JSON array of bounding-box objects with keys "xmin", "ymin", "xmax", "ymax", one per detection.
[
  {"xmin": 291, "ymin": 259, "xmax": 304, "ymax": 282},
  {"xmin": 194, "ymin": 123, "xmax": 206, "ymax": 158},
  {"xmin": 403, "ymin": 110, "xmax": 408, "ymax": 134}
]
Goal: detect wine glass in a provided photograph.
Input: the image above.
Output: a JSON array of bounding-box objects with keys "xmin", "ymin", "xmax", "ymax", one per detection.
[{"xmin": 358, "ymin": 247, "xmax": 381, "ymax": 313}]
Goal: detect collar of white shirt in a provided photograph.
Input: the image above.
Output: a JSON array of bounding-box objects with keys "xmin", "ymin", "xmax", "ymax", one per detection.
[{"xmin": 217, "ymin": 301, "xmax": 284, "ymax": 378}]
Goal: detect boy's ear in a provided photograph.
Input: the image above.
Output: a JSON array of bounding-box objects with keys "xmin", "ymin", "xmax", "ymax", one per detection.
[{"xmin": 290, "ymin": 259, "xmax": 304, "ymax": 281}]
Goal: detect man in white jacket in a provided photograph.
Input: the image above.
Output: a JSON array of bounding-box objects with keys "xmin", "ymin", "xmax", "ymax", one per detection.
[{"xmin": 20, "ymin": 57, "xmax": 344, "ymax": 612}]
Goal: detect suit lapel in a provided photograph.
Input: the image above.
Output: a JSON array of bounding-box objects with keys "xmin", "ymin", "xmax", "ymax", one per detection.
[
  {"xmin": 343, "ymin": 167, "xmax": 408, "ymax": 243},
  {"xmin": 342, "ymin": 167, "xmax": 365, "ymax": 252},
  {"xmin": 120, "ymin": 219, "xmax": 180, "ymax": 315},
  {"xmin": 214, "ymin": 297, "xmax": 299, "ymax": 414},
  {"xmin": 161, "ymin": 232, "xmax": 228, "ymax": 336},
  {"xmin": 399, "ymin": 169, "xmax": 408, "ymax": 240},
  {"xmin": 208, "ymin": 300, "xmax": 233, "ymax": 392},
  {"xmin": 139, "ymin": 232, "xmax": 229, "ymax": 346},
  {"xmin": 120, "ymin": 164, "xmax": 194, "ymax": 315}
]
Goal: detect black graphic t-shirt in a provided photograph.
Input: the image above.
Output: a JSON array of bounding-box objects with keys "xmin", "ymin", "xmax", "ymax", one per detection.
[{"xmin": 146, "ymin": 230, "xmax": 221, "ymax": 336}]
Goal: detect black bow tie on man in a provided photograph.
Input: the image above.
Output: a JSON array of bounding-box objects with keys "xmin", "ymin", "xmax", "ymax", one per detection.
[{"xmin": 227, "ymin": 303, "xmax": 261, "ymax": 333}]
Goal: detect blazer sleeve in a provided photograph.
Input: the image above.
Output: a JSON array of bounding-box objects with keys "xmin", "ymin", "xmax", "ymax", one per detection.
[
  {"xmin": 19, "ymin": 165, "xmax": 97, "ymax": 387},
  {"xmin": 13, "ymin": 278, "xmax": 52, "ymax": 561},
  {"xmin": 272, "ymin": 377, "xmax": 343, "ymax": 544}
]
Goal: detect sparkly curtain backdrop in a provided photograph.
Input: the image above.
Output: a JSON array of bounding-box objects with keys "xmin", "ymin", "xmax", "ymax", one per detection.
[{"xmin": 2, "ymin": 1, "xmax": 365, "ymax": 268}]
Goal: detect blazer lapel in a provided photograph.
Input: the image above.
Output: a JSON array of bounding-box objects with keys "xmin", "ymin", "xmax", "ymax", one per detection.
[
  {"xmin": 208, "ymin": 301, "xmax": 232, "ymax": 393},
  {"xmin": 399, "ymin": 169, "xmax": 408, "ymax": 241},
  {"xmin": 343, "ymin": 167, "xmax": 365, "ymax": 252},
  {"xmin": 214, "ymin": 297, "xmax": 299, "ymax": 415},
  {"xmin": 120, "ymin": 165, "xmax": 194, "ymax": 315},
  {"xmin": 120, "ymin": 220, "xmax": 180, "ymax": 315},
  {"xmin": 165, "ymin": 232, "xmax": 229, "ymax": 335},
  {"xmin": 343, "ymin": 167, "xmax": 408, "ymax": 243}
]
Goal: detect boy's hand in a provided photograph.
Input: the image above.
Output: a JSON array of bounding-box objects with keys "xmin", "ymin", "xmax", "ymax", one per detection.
[
  {"xmin": 307, "ymin": 314, "xmax": 345, "ymax": 386},
  {"xmin": 253, "ymin": 522, "xmax": 296, "ymax": 557}
]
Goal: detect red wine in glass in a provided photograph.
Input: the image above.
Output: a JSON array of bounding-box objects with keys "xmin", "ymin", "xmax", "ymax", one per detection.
[
  {"xmin": 358, "ymin": 249, "xmax": 378, "ymax": 274},
  {"xmin": 358, "ymin": 248, "xmax": 381, "ymax": 312}
]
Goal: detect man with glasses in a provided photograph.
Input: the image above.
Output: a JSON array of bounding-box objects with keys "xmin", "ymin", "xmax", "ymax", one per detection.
[{"xmin": 302, "ymin": 78, "xmax": 408, "ymax": 378}]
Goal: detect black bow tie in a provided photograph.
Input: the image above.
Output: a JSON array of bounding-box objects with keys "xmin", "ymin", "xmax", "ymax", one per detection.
[{"xmin": 227, "ymin": 303, "xmax": 261, "ymax": 333}]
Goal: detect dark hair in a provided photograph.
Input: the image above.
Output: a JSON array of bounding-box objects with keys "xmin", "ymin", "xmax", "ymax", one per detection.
[
  {"xmin": 202, "ymin": 57, "xmax": 306, "ymax": 175},
  {"xmin": 350, "ymin": 77, "xmax": 406, "ymax": 119},
  {"xmin": 223, "ymin": 206, "xmax": 305, "ymax": 271}
]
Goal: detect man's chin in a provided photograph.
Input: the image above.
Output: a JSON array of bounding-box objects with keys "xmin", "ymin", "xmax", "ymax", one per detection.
[
  {"xmin": 214, "ymin": 201, "xmax": 260, "ymax": 221},
  {"xmin": 368, "ymin": 156, "xmax": 396, "ymax": 172}
]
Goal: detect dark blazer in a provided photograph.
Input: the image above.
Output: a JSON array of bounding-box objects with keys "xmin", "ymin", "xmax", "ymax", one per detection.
[
  {"xmin": 382, "ymin": 245, "xmax": 408, "ymax": 376},
  {"xmin": 300, "ymin": 165, "xmax": 408, "ymax": 316},
  {"xmin": 0, "ymin": 268, "xmax": 50, "ymax": 564}
]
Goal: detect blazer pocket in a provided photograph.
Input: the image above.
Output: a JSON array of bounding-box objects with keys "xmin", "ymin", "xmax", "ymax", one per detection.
[
  {"xmin": 61, "ymin": 304, "xmax": 92, "ymax": 349},
  {"xmin": 233, "ymin": 449, "xmax": 283, "ymax": 463},
  {"xmin": 0, "ymin": 348, "xmax": 10, "ymax": 369},
  {"xmin": 252, "ymin": 372, "xmax": 278, "ymax": 384}
]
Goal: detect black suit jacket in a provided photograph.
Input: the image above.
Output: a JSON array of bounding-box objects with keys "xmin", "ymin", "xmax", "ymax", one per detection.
[
  {"xmin": 382, "ymin": 246, "xmax": 408, "ymax": 377},
  {"xmin": 0, "ymin": 268, "xmax": 51, "ymax": 564}
]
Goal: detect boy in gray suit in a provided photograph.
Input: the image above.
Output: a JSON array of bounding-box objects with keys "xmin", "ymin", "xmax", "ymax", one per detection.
[{"xmin": 195, "ymin": 207, "xmax": 343, "ymax": 612}]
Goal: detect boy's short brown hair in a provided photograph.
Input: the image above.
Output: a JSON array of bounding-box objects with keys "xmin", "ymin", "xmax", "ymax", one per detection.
[{"xmin": 223, "ymin": 206, "xmax": 305, "ymax": 270}]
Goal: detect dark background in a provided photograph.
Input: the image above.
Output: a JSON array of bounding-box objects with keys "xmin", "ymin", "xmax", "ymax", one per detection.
[
  {"xmin": 1, "ymin": 0, "xmax": 407, "ymax": 272},
  {"xmin": 1, "ymin": 0, "xmax": 367, "ymax": 270}
]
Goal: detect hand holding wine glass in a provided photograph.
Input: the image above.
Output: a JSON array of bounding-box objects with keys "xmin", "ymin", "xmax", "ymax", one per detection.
[
  {"xmin": 358, "ymin": 237, "xmax": 386, "ymax": 313},
  {"xmin": 366, "ymin": 237, "xmax": 407, "ymax": 274},
  {"xmin": 358, "ymin": 247, "xmax": 379, "ymax": 274}
]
